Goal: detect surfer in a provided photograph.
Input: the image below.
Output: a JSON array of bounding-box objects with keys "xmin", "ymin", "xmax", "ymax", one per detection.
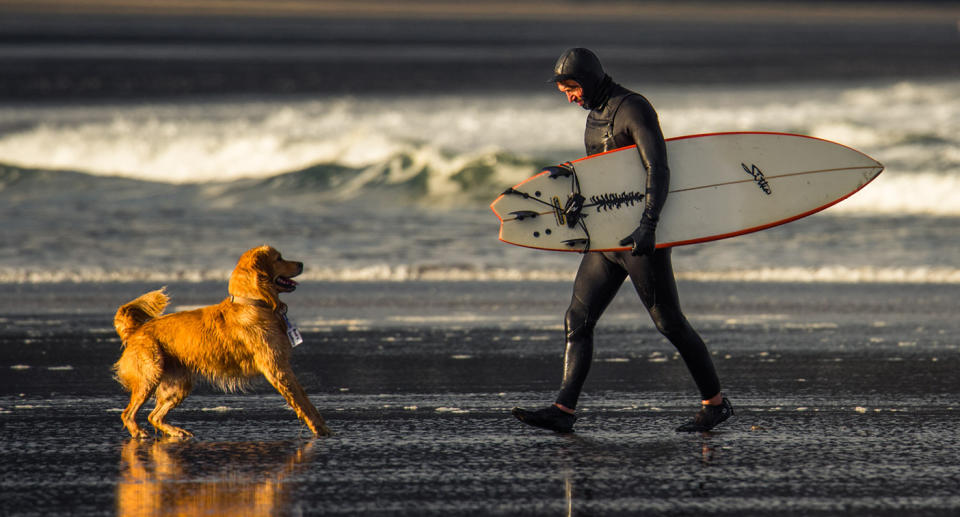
[{"xmin": 512, "ymin": 48, "xmax": 733, "ymax": 433}]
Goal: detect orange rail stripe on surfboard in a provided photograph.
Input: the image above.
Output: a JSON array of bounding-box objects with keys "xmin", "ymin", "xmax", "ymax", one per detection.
[{"xmin": 491, "ymin": 131, "xmax": 883, "ymax": 252}]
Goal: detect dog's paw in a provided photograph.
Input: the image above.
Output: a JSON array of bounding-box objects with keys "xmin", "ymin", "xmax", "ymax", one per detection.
[
  {"xmin": 163, "ymin": 427, "xmax": 194, "ymax": 439},
  {"xmin": 130, "ymin": 429, "xmax": 151, "ymax": 440}
]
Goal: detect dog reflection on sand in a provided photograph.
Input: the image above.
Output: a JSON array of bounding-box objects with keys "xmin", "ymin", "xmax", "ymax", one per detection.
[{"xmin": 116, "ymin": 439, "xmax": 314, "ymax": 516}]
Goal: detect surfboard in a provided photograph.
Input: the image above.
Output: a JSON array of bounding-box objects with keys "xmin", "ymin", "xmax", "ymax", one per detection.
[{"xmin": 491, "ymin": 132, "xmax": 883, "ymax": 252}]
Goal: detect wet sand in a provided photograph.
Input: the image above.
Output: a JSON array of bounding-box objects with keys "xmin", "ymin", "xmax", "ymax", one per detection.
[{"xmin": 2, "ymin": 280, "xmax": 959, "ymax": 515}]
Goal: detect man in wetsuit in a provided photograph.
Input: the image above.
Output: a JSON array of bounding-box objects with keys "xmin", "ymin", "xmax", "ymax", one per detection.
[{"xmin": 512, "ymin": 48, "xmax": 733, "ymax": 433}]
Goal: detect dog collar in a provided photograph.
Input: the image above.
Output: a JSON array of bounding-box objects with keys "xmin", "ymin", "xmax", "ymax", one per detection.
[
  {"xmin": 230, "ymin": 295, "xmax": 271, "ymax": 309},
  {"xmin": 229, "ymin": 295, "xmax": 288, "ymax": 314}
]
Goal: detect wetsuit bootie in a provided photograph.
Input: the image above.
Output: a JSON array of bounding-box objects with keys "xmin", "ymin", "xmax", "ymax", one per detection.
[
  {"xmin": 675, "ymin": 397, "xmax": 734, "ymax": 432},
  {"xmin": 512, "ymin": 405, "xmax": 576, "ymax": 433}
]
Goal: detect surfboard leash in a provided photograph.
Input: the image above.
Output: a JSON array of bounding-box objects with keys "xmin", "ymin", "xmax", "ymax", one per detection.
[
  {"xmin": 555, "ymin": 161, "xmax": 592, "ymax": 253},
  {"xmin": 502, "ymin": 161, "xmax": 592, "ymax": 252}
]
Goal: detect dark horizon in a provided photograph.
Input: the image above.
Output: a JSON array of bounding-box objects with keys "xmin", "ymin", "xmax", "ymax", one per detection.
[{"xmin": 2, "ymin": 0, "xmax": 959, "ymax": 101}]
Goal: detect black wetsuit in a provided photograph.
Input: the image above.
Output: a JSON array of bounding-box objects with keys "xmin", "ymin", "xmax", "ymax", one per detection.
[{"xmin": 552, "ymin": 49, "xmax": 721, "ymax": 409}]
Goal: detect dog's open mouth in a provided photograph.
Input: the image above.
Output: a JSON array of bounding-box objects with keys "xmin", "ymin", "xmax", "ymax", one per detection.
[{"xmin": 274, "ymin": 276, "xmax": 298, "ymax": 292}]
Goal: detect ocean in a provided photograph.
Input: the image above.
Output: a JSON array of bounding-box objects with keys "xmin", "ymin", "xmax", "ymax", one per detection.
[
  {"xmin": 2, "ymin": 4, "xmax": 959, "ymax": 284},
  {"xmin": 2, "ymin": 2, "xmax": 960, "ymax": 516}
]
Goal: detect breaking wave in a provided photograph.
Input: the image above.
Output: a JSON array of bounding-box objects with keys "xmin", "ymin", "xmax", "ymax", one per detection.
[{"xmin": 1, "ymin": 80, "xmax": 959, "ymax": 214}]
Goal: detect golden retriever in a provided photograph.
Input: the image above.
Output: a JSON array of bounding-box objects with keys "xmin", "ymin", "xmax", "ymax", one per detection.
[{"xmin": 113, "ymin": 245, "xmax": 331, "ymax": 438}]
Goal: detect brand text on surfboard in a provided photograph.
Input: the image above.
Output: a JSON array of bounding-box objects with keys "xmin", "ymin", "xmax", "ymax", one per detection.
[{"xmin": 741, "ymin": 163, "xmax": 772, "ymax": 195}]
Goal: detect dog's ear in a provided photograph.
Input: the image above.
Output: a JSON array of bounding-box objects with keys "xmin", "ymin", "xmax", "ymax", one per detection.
[
  {"xmin": 229, "ymin": 246, "xmax": 280, "ymax": 310},
  {"xmin": 228, "ymin": 248, "xmax": 259, "ymax": 298},
  {"xmin": 254, "ymin": 257, "xmax": 282, "ymax": 311}
]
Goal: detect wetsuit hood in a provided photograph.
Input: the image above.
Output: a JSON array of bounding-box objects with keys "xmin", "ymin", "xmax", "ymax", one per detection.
[{"xmin": 552, "ymin": 47, "xmax": 613, "ymax": 110}]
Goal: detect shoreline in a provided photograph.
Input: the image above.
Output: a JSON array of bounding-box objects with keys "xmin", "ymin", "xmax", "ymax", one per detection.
[
  {"xmin": 1, "ymin": 278, "xmax": 955, "ymax": 330},
  {"xmin": 2, "ymin": 265, "xmax": 960, "ymax": 284}
]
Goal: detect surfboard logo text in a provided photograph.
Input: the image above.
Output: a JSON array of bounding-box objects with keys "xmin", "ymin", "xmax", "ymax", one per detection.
[
  {"xmin": 742, "ymin": 163, "xmax": 772, "ymax": 195},
  {"xmin": 590, "ymin": 191, "xmax": 644, "ymax": 212}
]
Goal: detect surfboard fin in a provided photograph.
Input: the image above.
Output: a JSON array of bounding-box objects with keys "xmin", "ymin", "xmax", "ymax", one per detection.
[
  {"xmin": 509, "ymin": 210, "xmax": 539, "ymax": 221},
  {"xmin": 501, "ymin": 187, "xmax": 531, "ymax": 198},
  {"xmin": 561, "ymin": 238, "xmax": 589, "ymax": 248},
  {"xmin": 545, "ymin": 163, "xmax": 575, "ymax": 179}
]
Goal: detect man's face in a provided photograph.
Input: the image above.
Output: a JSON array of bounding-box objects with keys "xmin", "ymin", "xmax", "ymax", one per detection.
[{"xmin": 557, "ymin": 80, "xmax": 584, "ymax": 107}]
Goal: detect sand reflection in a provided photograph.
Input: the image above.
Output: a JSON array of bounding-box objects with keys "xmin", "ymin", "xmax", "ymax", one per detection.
[{"xmin": 116, "ymin": 439, "xmax": 315, "ymax": 516}]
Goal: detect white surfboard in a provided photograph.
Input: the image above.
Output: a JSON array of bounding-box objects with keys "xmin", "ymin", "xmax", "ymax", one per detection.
[{"xmin": 491, "ymin": 132, "xmax": 883, "ymax": 252}]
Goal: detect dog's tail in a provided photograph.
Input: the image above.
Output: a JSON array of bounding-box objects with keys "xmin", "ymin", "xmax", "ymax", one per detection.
[{"xmin": 114, "ymin": 288, "xmax": 169, "ymax": 343}]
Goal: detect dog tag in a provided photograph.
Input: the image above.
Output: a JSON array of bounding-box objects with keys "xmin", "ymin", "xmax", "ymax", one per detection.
[{"xmin": 282, "ymin": 314, "xmax": 304, "ymax": 347}]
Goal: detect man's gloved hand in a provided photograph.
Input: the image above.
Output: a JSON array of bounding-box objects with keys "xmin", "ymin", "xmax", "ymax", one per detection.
[{"xmin": 619, "ymin": 216, "xmax": 657, "ymax": 256}]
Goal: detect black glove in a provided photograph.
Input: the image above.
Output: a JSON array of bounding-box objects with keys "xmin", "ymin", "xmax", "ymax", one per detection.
[{"xmin": 619, "ymin": 216, "xmax": 657, "ymax": 256}]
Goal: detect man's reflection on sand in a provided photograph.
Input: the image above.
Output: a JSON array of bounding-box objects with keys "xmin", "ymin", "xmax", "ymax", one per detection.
[
  {"xmin": 701, "ymin": 437, "xmax": 717, "ymax": 465},
  {"xmin": 564, "ymin": 475, "xmax": 576, "ymax": 517},
  {"xmin": 116, "ymin": 439, "xmax": 315, "ymax": 516},
  {"xmin": 556, "ymin": 433, "xmax": 722, "ymax": 516},
  {"xmin": 556, "ymin": 436, "xmax": 595, "ymax": 517}
]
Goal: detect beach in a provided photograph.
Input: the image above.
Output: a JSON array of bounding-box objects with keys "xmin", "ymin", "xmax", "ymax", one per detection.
[{"xmin": 2, "ymin": 280, "xmax": 959, "ymax": 515}]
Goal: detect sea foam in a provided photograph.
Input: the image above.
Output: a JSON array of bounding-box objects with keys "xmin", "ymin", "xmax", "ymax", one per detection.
[{"xmin": 1, "ymin": 80, "xmax": 958, "ymax": 215}]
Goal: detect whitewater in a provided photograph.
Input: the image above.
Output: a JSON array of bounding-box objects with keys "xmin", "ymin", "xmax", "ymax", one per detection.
[{"xmin": 2, "ymin": 79, "xmax": 959, "ymax": 283}]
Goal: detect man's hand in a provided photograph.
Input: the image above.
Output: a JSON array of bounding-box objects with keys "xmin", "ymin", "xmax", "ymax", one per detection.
[{"xmin": 619, "ymin": 217, "xmax": 657, "ymax": 256}]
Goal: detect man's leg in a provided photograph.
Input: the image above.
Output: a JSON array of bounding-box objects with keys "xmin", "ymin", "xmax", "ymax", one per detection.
[
  {"xmin": 513, "ymin": 252, "xmax": 626, "ymax": 432},
  {"xmin": 620, "ymin": 249, "xmax": 733, "ymax": 431},
  {"xmin": 556, "ymin": 252, "xmax": 627, "ymax": 410}
]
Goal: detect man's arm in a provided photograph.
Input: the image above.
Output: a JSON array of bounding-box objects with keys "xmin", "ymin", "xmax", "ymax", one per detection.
[{"xmin": 618, "ymin": 98, "xmax": 669, "ymax": 255}]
